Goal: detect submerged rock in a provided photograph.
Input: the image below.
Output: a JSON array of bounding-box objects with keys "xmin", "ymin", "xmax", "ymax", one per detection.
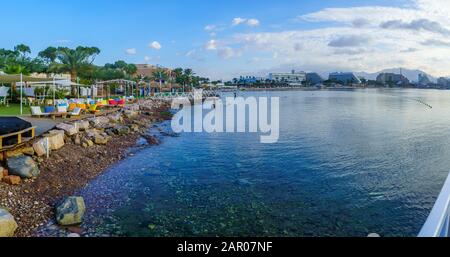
[
  {"xmin": 0, "ymin": 209, "xmax": 18, "ymax": 237},
  {"xmin": 6, "ymin": 155, "xmax": 40, "ymax": 179},
  {"xmin": 56, "ymin": 197, "xmax": 86, "ymax": 226}
]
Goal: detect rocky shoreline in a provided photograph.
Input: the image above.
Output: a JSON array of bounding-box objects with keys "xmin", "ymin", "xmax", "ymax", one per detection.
[{"xmin": 0, "ymin": 99, "xmax": 172, "ymax": 237}]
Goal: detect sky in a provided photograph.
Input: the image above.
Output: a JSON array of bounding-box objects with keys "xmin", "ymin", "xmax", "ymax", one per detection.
[{"xmin": 2, "ymin": 0, "xmax": 450, "ymax": 80}]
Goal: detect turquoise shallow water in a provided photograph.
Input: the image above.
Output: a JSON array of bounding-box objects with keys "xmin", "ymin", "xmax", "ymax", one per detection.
[{"xmin": 63, "ymin": 89, "xmax": 450, "ymax": 237}]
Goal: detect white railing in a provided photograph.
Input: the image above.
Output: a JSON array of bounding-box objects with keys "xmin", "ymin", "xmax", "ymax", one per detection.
[
  {"xmin": 150, "ymin": 90, "xmax": 219, "ymax": 100},
  {"xmin": 419, "ymin": 172, "xmax": 450, "ymax": 237}
]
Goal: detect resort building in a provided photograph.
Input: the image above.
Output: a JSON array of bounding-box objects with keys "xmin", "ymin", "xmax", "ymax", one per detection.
[
  {"xmin": 437, "ymin": 77, "xmax": 450, "ymax": 88},
  {"xmin": 238, "ymin": 76, "xmax": 265, "ymax": 84},
  {"xmin": 328, "ymin": 72, "xmax": 361, "ymax": 85},
  {"xmin": 305, "ymin": 73, "xmax": 324, "ymax": 85},
  {"xmin": 135, "ymin": 64, "xmax": 171, "ymax": 78},
  {"xmin": 268, "ymin": 70, "xmax": 306, "ymax": 84},
  {"xmin": 376, "ymin": 73, "xmax": 409, "ymax": 86}
]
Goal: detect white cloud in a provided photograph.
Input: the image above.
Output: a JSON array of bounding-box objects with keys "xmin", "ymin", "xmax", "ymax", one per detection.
[
  {"xmin": 202, "ymin": 0, "xmax": 450, "ymax": 78},
  {"xmin": 232, "ymin": 18, "xmax": 247, "ymax": 26},
  {"xmin": 186, "ymin": 49, "xmax": 204, "ymax": 61},
  {"xmin": 149, "ymin": 41, "xmax": 162, "ymax": 50},
  {"xmin": 205, "ymin": 25, "xmax": 217, "ymax": 31},
  {"xmin": 144, "ymin": 56, "xmax": 151, "ymax": 61},
  {"xmin": 247, "ymin": 19, "xmax": 260, "ymax": 27},
  {"xmin": 205, "ymin": 40, "xmax": 218, "ymax": 50},
  {"xmin": 125, "ymin": 48, "xmax": 137, "ymax": 55},
  {"xmin": 218, "ymin": 47, "xmax": 241, "ymax": 59},
  {"xmin": 232, "ymin": 17, "xmax": 260, "ymax": 27}
]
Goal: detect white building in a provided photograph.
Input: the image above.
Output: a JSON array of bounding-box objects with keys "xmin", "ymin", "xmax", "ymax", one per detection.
[{"xmin": 269, "ymin": 70, "xmax": 306, "ymax": 84}]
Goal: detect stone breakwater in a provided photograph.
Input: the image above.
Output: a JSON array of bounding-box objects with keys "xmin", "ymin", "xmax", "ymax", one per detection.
[{"xmin": 0, "ymin": 99, "xmax": 172, "ymax": 237}]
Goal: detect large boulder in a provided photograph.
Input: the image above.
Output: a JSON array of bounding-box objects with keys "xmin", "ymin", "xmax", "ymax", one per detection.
[
  {"xmin": 108, "ymin": 113, "xmax": 123, "ymax": 123},
  {"xmin": 56, "ymin": 123, "xmax": 79, "ymax": 136},
  {"xmin": 74, "ymin": 121, "xmax": 90, "ymax": 131},
  {"xmin": 45, "ymin": 131, "xmax": 65, "ymax": 151},
  {"xmin": 123, "ymin": 110, "xmax": 138, "ymax": 119},
  {"xmin": 94, "ymin": 135, "xmax": 108, "ymax": 145},
  {"xmin": 33, "ymin": 138, "xmax": 47, "ymax": 157},
  {"xmin": 0, "ymin": 209, "xmax": 18, "ymax": 237},
  {"xmin": 6, "ymin": 155, "xmax": 40, "ymax": 179},
  {"xmin": 88, "ymin": 117, "xmax": 109, "ymax": 127},
  {"xmin": 114, "ymin": 125, "xmax": 131, "ymax": 136},
  {"xmin": 21, "ymin": 147, "xmax": 35, "ymax": 156},
  {"xmin": 129, "ymin": 124, "xmax": 139, "ymax": 132},
  {"xmin": 56, "ymin": 197, "xmax": 86, "ymax": 226}
]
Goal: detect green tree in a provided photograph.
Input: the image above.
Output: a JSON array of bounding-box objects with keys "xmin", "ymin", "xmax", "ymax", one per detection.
[
  {"xmin": 38, "ymin": 47, "xmax": 58, "ymax": 64},
  {"xmin": 51, "ymin": 46, "xmax": 100, "ymax": 95},
  {"xmin": 14, "ymin": 44, "xmax": 31, "ymax": 57},
  {"xmin": 3, "ymin": 63, "xmax": 29, "ymax": 75},
  {"xmin": 152, "ymin": 68, "xmax": 168, "ymax": 92},
  {"xmin": 124, "ymin": 64, "xmax": 137, "ymax": 77}
]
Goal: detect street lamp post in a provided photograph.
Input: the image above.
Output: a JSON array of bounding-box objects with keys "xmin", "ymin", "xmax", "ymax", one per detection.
[{"xmin": 20, "ymin": 73, "xmax": 23, "ymax": 115}]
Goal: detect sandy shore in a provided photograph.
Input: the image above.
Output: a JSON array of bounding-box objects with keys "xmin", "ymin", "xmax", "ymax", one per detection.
[{"xmin": 0, "ymin": 101, "xmax": 172, "ymax": 237}]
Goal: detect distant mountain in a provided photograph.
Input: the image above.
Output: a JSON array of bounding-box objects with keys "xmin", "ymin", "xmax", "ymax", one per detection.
[{"xmin": 355, "ymin": 68, "xmax": 437, "ymax": 83}]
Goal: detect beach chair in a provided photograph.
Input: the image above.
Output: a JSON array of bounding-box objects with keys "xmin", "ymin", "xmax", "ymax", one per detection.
[
  {"xmin": 117, "ymin": 99, "xmax": 126, "ymax": 108},
  {"xmin": 0, "ymin": 86, "xmax": 9, "ymax": 106},
  {"xmin": 88, "ymin": 104, "xmax": 100, "ymax": 114},
  {"xmin": 31, "ymin": 106, "xmax": 51, "ymax": 118},
  {"xmin": 45, "ymin": 106, "xmax": 67, "ymax": 120},
  {"xmin": 76, "ymin": 103, "xmax": 87, "ymax": 112},
  {"xmin": 68, "ymin": 103, "xmax": 77, "ymax": 112},
  {"xmin": 68, "ymin": 107, "xmax": 82, "ymax": 118},
  {"xmin": 109, "ymin": 99, "xmax": 118, "ymax": 106},
  {"xmin": 57, "ymin": 105, "xmax": 68, "ymax": 113}
]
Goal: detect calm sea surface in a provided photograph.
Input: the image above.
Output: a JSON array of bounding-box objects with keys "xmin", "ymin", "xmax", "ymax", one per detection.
[{"xmin": 74, "ymin": 89, "xmax": 450, "ymax": 237}]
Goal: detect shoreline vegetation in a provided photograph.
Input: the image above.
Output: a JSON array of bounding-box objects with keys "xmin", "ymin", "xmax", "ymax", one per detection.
[{"xmin": 0, "ymin": 99, "xmax": 172, "ymax": 237}]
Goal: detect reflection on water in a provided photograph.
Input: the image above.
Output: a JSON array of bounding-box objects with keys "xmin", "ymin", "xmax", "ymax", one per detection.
[{"xmin": 70, "ymin": 89, "xmax": 450, "ymax": 236}]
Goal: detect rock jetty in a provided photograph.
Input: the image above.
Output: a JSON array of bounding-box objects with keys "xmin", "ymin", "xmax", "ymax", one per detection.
[{"xmin": 0, "ymin": 99, "xmax": 171, "ymax": 237}]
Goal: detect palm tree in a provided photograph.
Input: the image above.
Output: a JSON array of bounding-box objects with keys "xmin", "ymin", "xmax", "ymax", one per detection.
[
  {"xmin": 151, "ymin": 68, "xmax": 168, "ymax": 92},
  {"xmin": 172, "ymin": 68, "xmax": 184, "ymax": 91},
  {"xmin": 124, "ymin": 64, "xmax": 137, "ymax": 78},
  {"xmin": 52, "ymin": 46, "xmax": 100, "ymax": 96},
  {"xmin": 3, "ymin": 63, "xmax": 29, "ymax": 75},
  {"xmin": 183, "ymin": 68, "xmax": 195, "ymax": 90}
]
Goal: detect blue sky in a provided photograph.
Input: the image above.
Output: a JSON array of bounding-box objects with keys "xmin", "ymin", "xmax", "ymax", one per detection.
[{"xmin": 2, "ymin": 0, "xmax": 449, "ymax": 79}]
